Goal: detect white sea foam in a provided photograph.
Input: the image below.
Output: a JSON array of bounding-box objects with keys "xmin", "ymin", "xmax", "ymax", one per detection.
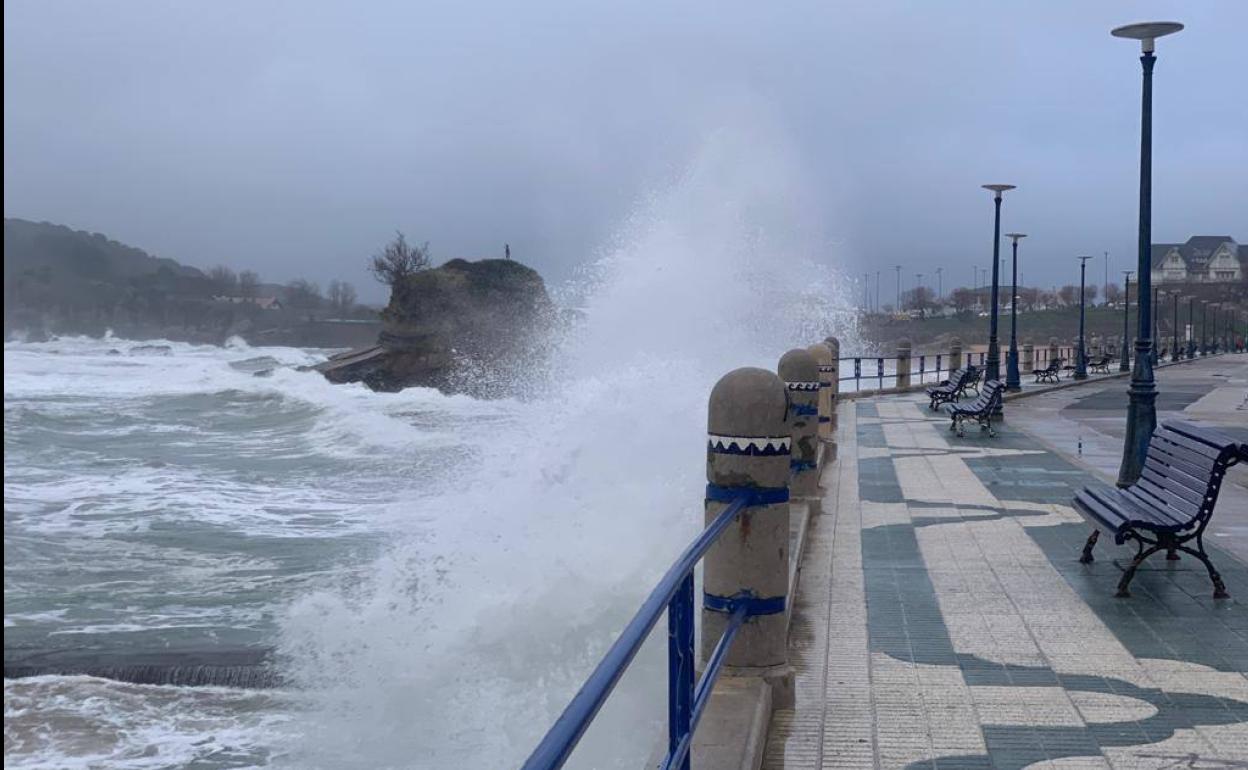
[{"xmin": 276, "ymin": 125, "xmax": 860, "ymax": 768}]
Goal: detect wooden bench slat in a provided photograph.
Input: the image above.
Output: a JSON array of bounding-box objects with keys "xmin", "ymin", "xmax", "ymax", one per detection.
[
  {"xmin": 1147, "ymin": 441, "xmax": 1220, "ymax": 479},
  {"xmin": 1137, "ymin": 470, "xmax": 1206, "ymax": 511},
  {"xmin": 1124, "ymin": 484, "xmax": 1199, "ymax": 525},
  {"xmin": 1098, "ymin": 486, "xmax": 1190, "ymax": 529},
  {"xmin": 1155, "ymin": 429, "xmax": 1227, "ymax": 461},
  {"xmin": 1142, "ymin": 465, "xmax": 1217, "ymax": 507},
  {"xmin": 1166, "ymin": 420, "xmax": 1244, "ymax": 455}
]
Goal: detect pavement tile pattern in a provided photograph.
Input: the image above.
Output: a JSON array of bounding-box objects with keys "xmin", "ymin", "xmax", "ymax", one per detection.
[{"xmin": 763, "ymin": 366, "xmax": 1248, "ymax": 769}]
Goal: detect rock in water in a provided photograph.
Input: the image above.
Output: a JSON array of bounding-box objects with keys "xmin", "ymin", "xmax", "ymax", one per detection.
[{"xmin": 315, "ymin": 258, "xmax": 553, "ymax": 395}]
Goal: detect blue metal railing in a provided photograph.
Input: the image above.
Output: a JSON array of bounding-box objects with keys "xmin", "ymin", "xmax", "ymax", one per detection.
[{"xmin": 523, "ymin": 494, "xmax": 756, "ymax": 770}]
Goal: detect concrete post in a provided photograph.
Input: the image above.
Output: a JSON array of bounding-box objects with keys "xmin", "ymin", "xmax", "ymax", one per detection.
[
  {"xmin": 949, "ymin": 338, "xmax": 963, "ymax": 372},
  {"xmin": 779, "ymin": 349, "xmax": 820, "ymax": 499},
  {"xmin": 1049, "ymin": 337, "xmax": 1060, "ymax": 367},
  {"xmin": 806, "ymin": 343, "xmax": 835, "ymax": 466},
  {"xmin": 704, "ymin": 367, "xmax": 791, "ymax": 687},
  {"xmin": 1022, "ymin": 342, "xmax": 1034, "ymax": 371},
  {"xmin": 896, "ymin": 339, "xmax": 912, "ymax": 389},
  {"xmin": 823, "ymin": 336, "xmax": 841, "ymax": 436}
]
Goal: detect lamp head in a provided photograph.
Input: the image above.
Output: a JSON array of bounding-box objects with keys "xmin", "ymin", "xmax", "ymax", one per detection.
[
  {"xmin": 982, "ymin": 184, "xmax": 1016, "ymax": 197},
  {"xmin": 1111, "ymin": 21, "xmax": 1183, "ymax": 54},
  {"xmin": 1004, "ymin": 232, "xmax": 1027, "ymax": 241}
]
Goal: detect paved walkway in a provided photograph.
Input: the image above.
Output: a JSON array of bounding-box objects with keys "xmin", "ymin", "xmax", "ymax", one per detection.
[{"xmin": 764, "ymin": 356, "xmax": 1248, "ymax": 769}]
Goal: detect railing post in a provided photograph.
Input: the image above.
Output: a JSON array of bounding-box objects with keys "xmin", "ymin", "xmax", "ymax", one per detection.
[
  {"xmin": 1023, "ymin": 341, "xmax": 1034, "ymax": 372},
  {"xmin": 806, "ymin": 342, "xmax": 836, "ymax": 467},
  {"xmin": 704, "ymin": 367, "xmax": 792, "ymax": 702},
  {"xmin": 824, "ymin": 336, "xmax": 841, "ymax": 438},
  {"xmin": 780, "ymin": 349, "xmax": 820, "ymax": 500},
  {"xmin": 896, "ymin": 339, "xmax": 912, "ymax": 389}
]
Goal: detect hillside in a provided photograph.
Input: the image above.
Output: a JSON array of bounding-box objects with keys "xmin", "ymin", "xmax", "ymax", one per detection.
[{"xmin": 3, "ymin": 218, "xmax": 377, "ymax": 345}]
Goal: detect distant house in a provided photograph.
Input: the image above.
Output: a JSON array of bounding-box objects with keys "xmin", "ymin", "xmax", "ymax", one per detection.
[
  {"xmin": 214, "ymin": 295, "xmax": 283, "ymax": 310},
  {"xmin": 1151, "ymin": 236, "xmax": 1245, "ymax": 285}
]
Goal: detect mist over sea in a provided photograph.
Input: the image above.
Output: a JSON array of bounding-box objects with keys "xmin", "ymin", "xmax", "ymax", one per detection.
[{"xmin": 4, "ymin": 132, "xmax": 859, "ymax": 769}]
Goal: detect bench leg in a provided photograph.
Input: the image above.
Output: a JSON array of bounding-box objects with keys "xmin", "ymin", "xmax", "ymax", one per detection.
[
  {"xmin": 1116, "ymin": 541, "xmax": 1164, "ymax": 598},
  {"xmin": 1175, "ymin": 536, "xmax": 1229, "ymax": 599},
  {"xmin": 1079, "ymin": 529, "xmax": 1099, "ymax": 564},
  {"xmin": 1166, "ymin": 548, "xmax": 1180, "ymax": 561}
]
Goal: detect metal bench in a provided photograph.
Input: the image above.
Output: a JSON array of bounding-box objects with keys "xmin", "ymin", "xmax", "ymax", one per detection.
[
  {"xmin": 1073, "ymin": 421, "xmax": 1248, "ymax": 598},
  {"xmin": 940, "ymin": 380, "xmax": 1005, "ymax": 437},
  {"xmin": 962, "ymin": 365, "xmax": 983, "ymax": 397},
  {"xmin": 1089, "ymin": 355, "xmax": 1112, "ymax": 374},
  {"xmin": 926, "ymin": 367, "xmax": 973, "ymax": 410},
  {"xmin": 1032, "ymin": 359, "xmax": 1062, "ymax": 383}
]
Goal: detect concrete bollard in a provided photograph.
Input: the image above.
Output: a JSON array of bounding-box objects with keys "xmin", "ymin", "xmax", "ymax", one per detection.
[
  {"xmin": 1023, "ymin": 341, "xmax": 1034, "ymax": 371},
  {"xmin": 806, "ymin": 342, "xmax": 836, "ymax": 463},
  {"xmin": 779, "ymin": 349, "xmax": 820, "ymax": 499},
  {"xmin": 949, "ymin": 338, "xmax": 962, "ymax": 373},
  {"xmin": 704, "ymin": 367, "xmax": 791, "ymax": 686},
  {"xmin": 1049, "ymin": 337, "xmax": 1060, "ymax": 367},
  {"xmin": 823, "ymin": 336, "xmax": 841, "ymax": 434},
  {"xmin": 896, "ymin": 339, "xmax": 912, "ymax": 389}
]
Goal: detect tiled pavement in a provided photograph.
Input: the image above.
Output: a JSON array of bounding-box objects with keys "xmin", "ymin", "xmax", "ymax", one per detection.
[{"xmin": 763, "ymin": 360, "xmax": 1248, "ymax": 769}]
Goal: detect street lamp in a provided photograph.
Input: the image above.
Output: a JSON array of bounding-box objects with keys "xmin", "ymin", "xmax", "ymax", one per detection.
[
  {"xmin": 894, "ymin": 265, "xmax": 902, "ymax": 312},
  {"xmin": 935, "ymin": 267, "xmax": 943, "ymax": 301},
  {"xmin": 982, "ymin": 183, "xmax": 1015, "ymax": 385},
  {"xmin": 1120, "ymin": 270, "xmax": 1134, "ymax": 372},
  {"xmin": 1171, "ymin": 292, "xmax": 1181, "ymax": 362},
  {"xmin": 1186, "ymin": 296, "xmax": 1196, "ymax": 358},
  {"xmin": 1112, "ymin": 19, "xmax": 1183, "ymax": 487},
  {"xmin": 1152, "ymin": 286, "xmax": 1161, "ymax": 364},
  {"xmin": 1201, "ymin": 301, "xmax": 1209, "ymax": 354},
  {"xmin": 1005, "ymin": 233, "xmax": 1027, "ymax": 391},
  {"xmin": 1075, "ymin": 256, "xmax": 1094, "ymax": 380}
]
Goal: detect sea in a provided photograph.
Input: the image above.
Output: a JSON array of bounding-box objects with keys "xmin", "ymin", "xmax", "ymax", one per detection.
[{"xmin": 4, "ymin": 132, "xmax": 859, "ymax": 769}]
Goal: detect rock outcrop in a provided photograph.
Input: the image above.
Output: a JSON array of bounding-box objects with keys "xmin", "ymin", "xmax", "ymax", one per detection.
[{"xmin": 316, "ymin": 258, "xmax": 553, "ymax": 394}]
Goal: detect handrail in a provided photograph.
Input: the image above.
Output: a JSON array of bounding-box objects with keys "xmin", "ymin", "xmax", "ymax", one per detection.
[{"xmin": 523, "ymin": 494, "xmax": 751, "ymax": 770}]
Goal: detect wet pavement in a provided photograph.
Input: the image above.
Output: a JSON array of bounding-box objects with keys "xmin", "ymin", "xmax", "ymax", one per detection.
[{"xmin": 764, "ymin": 353, "xmax": 1248, "ymax": 769}]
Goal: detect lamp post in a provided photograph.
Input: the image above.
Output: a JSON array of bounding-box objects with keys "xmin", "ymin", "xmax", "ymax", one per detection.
[
  {"xmin": 1187, "ymin": 296, "xmax": 1195, "ymax": 358},
  {"xmin": 1120, "ymin": 270, "xmax": 1134, "ymax": 371},
  {"xmin": 894, "ymin": 265, "xmax": 902, "ymax": 312},
  {"xmin": 1201, "ymin": 301, "xmax": 1209, "ymax": 354},
  {"xmin": 1211, "ymin": 304, "xmax": 1219, "ymax": 353},
  {"xmin": 982, "ymin": 184, "xmax": 1015, "ymax": 384},
  {"xmin": 936, "ymin": 267, "xmax": 943, "ymax": 301},
  {"xmin": 1114, "ymin": 20, "xmax": 1183, "ymax": 488},
  {"xmin": 1005, "ymin": 233, "xmax": 1027, "ymax": 391},
  {"xmin": 1075, "ymin": 256, "xmax": 1093, "ymax": 379},
  {"xmin": 1171, "ymin": 291, "xmax": 1181, "ymax": 362},
  {"xmin": 1152, "ymin": 287, "xmax": 1160, "ymax": 364}
]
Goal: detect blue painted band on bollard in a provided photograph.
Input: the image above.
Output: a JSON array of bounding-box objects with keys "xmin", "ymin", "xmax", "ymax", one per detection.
[
  {"xmin": 789, "ymin": 404, "xmax": 818, "ymax": 416},
  {"xmin": 704, "ymin": 484, "xmax": 789, "ymax": 506},
  {"xmin": 703, "ymin": 591, "xmax": 785, "ymax": 617},
  {"xmin": 790, "ymin": 459, "xmax": 817, "ymax": 472}
]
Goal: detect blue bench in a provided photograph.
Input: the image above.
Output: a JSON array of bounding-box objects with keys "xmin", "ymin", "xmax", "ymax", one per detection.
[
  {"xmin": 925, "ymin": 366, "xmax": 976, "ymax": 410},
  {"xmin": 941, "ymin": 380, "xmax": 1005, "ymax": 437},
  {"xmin": 1074, "ymin": 421, "xmax": 1248, "ymax": 598}
]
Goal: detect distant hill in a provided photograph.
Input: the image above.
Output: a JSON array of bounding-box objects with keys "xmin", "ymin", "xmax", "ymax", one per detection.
[
  {"xmin": 3, "ymin": 218, "xmax": 378, "ymax": 346},
  {"xmin": 5, "ymin": 218, "xmax": 206, "ymax": 284}
]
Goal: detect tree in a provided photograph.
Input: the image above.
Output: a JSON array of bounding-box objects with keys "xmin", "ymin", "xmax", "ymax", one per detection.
[
  {"xmin": 903, "ymin": 286, "xmax": 936, "ymax": 318},
  {"xmin": 327, "ymin": 280, "xmax": 357, "ymax": 315},
  {"xmin": 1058, "ymin": 285, "xmax": 1078, "ymax": 306},
  {"xmin": 286, "ymin": 279, "xmax": 323, "ymax": 310},
  {"xmin": 238, "ymin": 270, "xmax": 260, "ymax": 299},
  {"xmin": 1103, "ymin": 282, "xmax": 1122, "ymax": 306},
  {"xmin": 1085, "ymin": 284, "xmax": 1099, "ymax": 304},
  {"xmin": 369, "ymin": 231, "xmax": 430, "ymax": 287},
  {"xmin": 208, "ymin": 265, "xmax": 238, "ymax": 296},
  {"xmin": 950, "ymin": 287, "xmax": 977, "ymax": 314}
]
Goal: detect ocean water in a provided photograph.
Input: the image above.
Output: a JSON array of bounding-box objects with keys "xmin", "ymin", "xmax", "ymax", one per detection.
[{"xmin": 4, "ymin": 129, "xmax": 859, "ymax": 768}]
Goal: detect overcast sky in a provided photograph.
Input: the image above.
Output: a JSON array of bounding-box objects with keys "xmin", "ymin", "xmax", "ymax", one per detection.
[{"xmin": 5, "ymin": 1, "xmax": 1246, "ymax": 303}]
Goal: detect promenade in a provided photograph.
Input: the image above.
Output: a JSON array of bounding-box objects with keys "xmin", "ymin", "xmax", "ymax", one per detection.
[{"xmin": 764, "ymin": 356, "xmax": 1248, "ymax": 769}]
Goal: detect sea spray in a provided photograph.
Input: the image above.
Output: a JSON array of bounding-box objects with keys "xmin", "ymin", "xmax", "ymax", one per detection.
[{"xmin": 276, "ymin": 127, "xmax": 862, "ymax": 768}]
